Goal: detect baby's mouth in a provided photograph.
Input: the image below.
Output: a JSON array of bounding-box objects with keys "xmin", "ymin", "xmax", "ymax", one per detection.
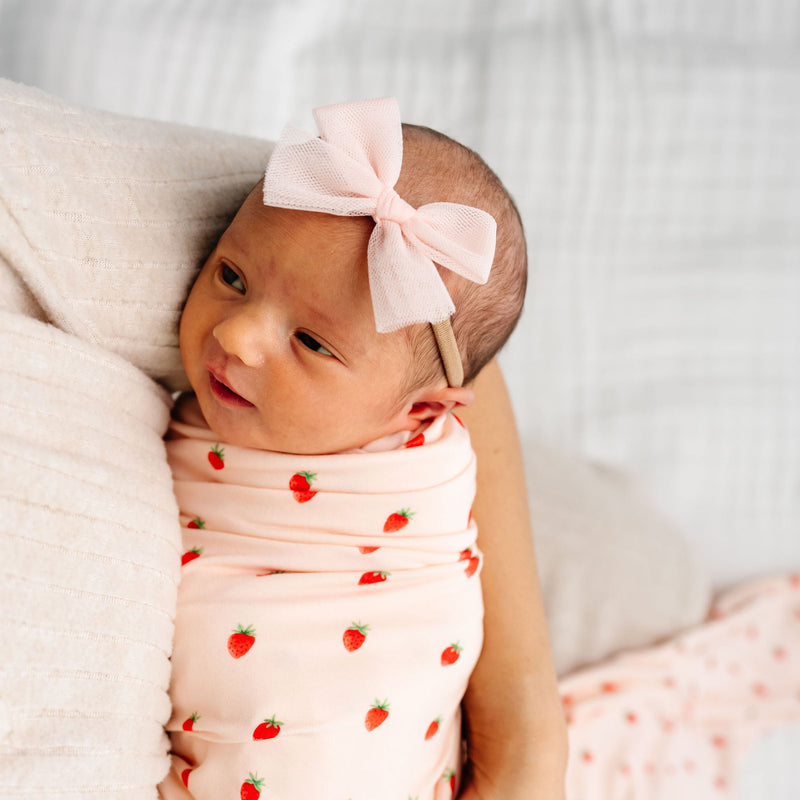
[{"xmin": 208, "ymin": 372, "xmax": 255, "ymax": 408}]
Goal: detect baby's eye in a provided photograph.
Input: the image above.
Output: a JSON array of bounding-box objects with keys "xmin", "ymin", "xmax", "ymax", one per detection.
[
  {"xmin": 296, "ymin": 331, "xmax": 333, "ymax": 357},
  {"xmin": 221, "ymin": 264, "xmax": 245, "ymax": 294}
]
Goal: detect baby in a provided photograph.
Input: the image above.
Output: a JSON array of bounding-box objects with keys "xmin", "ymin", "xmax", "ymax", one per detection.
[{"xmin": 159, "ymin": 98, "xmax": 527, "ymax": 800}]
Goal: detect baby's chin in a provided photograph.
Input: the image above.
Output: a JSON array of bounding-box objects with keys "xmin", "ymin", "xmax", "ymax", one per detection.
[
  {"xmin": 205, "ymin": 410, "xmax": 394, "ymax": 456},
  {"xmin": 186, "ymin": 387, "xmax": 405, "ymax": 455}
]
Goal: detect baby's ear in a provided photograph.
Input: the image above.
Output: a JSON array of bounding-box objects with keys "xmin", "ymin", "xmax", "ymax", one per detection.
[{"xmin": 406, "ymin": 385, "xmax": 474, "ymax": 422}]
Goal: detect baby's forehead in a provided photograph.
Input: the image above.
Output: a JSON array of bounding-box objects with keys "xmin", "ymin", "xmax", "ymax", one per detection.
[{"xmin": 229, "ymin": 197, "xmax": 415, "ymax": 349}]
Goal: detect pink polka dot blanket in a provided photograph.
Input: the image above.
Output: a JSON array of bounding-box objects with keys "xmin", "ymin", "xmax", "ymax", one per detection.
[
  {"xmin": 561, "ymin": 574, "xmax": 800, "ymax": 799},
  {"xmin": 159, "ymin": 410, "xmax": 483, "ymax": 800}
]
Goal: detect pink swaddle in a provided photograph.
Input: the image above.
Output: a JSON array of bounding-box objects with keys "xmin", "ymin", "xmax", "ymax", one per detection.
[{"xmin": 159, "ymin": 410, "xmax": 483, "ymax": 800}]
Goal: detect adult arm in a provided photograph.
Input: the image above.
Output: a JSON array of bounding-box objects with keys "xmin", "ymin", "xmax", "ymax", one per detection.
[{"xmin": 458, "ymin": 359, "xmax": 568, "ymax": 799}]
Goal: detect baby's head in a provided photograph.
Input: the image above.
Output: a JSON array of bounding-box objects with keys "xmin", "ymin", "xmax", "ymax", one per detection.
[
  {"xmin": 394, "ymin": 122, "xmax": 527, "ymax": 392},
  {"xmin": 179, "ymin": 100, "xmax": 526, "ymax": 455}
]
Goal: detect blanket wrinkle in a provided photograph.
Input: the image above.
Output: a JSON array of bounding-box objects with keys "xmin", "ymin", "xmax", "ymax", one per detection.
[{"xmin": 561, "ymin": 574, "xmax": 800, "ymax": 799}]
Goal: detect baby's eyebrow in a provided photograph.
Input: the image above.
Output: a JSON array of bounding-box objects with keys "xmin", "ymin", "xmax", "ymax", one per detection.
[{"xmin": 222, "ymin": 229, "xmax": 249, "ymax": 258}]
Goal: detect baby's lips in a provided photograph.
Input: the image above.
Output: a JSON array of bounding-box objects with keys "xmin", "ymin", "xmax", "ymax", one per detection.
[{"xmin": 208, "ymin": 368, "xmax": 255, "ymax": 407}]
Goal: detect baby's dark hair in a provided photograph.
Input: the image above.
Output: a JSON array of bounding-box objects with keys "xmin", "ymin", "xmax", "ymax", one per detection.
[{"xmin": 396, "ymin": 124, "xmax": 527, "ymax": 389}]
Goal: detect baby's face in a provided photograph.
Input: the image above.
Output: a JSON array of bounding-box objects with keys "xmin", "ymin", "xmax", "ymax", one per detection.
[{"xmin": 179, "ymin": 187, "xmax": 419, "ymax": 454}]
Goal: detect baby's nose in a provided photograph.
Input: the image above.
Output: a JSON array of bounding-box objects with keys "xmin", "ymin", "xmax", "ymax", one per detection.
[{"xmin": 212, "ymin": 311, "xmax": 271, "ymax": 368}]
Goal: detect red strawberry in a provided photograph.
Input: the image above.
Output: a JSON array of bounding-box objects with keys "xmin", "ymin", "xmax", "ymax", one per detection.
[
  {"xmin": 181, "ymin": 768, "xmax": 192, "ymax": 788},
  {"xmin": 228, "ymin": 624, "xmax": 256, "ymax": 658},
  {"xmin": 182, "ymin": 712, "xmax": 199, "ymax": 731},
  {"xmin": 358, "ymin": 545, "xmax": 380, "ymax": 554},
  {"xmin": 441, "ymin": 641, "xmax": 463, "ymax": 666},
  {"xmin": 443, "ymin": 768, "xmax": 456, "ymax": 795},
  {"xmin": 289, "ymin": 471, "xmax": 317, "ymax": 502},
  {"xmin": 365, "ymin": 699, "xmax": 390, "ymax": 731},
  {"xmin": 359, "ymin": 571, "xmax": 389, "ymax": 585},
  {"xmin": 459, "ymin": 548, "xmax": 480, "ymax": 578},
  {"xmin": 240, "ymin": 773, "xmax": 265, "ymax": 800},
  {"xmin": 181, "ymin": 546, "xmax": 203, "ymax": 566},
  {"xmin": 405, "ymin": 432, "xmax": 425, "ymax": 448},
  {"xmin": 425, "ymin": 717, "xmax": 442, "ymax": 740},
  {"xmin": 187, "ymin": 517, "xmax": 205, "ymax": 529},
  {"xmin": 252, "ymin": 715, "xmax": 282, "ymax": 740},
  {"xmin": 343, "ymin": 622, "xmax": 370, "ymax": 652},
  {"xmin": 383, "ymin": 508, "xmax": 414, "ymax": 533},
  {"xmin": 208, "ymin": 444, "xmax": 225, "ymax": 470}
]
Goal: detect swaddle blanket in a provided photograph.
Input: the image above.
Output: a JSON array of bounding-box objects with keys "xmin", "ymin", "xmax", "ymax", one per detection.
[{"xmin": 160, "ymin": 409, "xmax": 483, "ymax": 800}]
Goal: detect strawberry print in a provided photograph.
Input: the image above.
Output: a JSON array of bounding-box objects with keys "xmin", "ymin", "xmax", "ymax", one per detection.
[
  {"xmin": 343, "ymin": 622, "xmax": 370, "ymax": 652},
  {"xmin": 383, "ymin": 508, "xmax": 414, "ymax": 532},
  {"xmin": 359, "ymin": 571, "xmax": 389, "ymax": 586},
  {"xmin": 289, "ymin": 471, "xmax": 317, "ymax": 502},
  {"xmin": 228, "ymin": 624, "xmax": 256, "ymax": 658},
  {"xmin": 441, "ymin": 641, "xmax": 463, "ymax": 666},
  {"xmin": 405, "ymin": 432, "xmax": 425, "ymax": 448},
  {"xmin": 181, "ymin": 546, "xmax": 203, "ymax": 566},
  {"xmin": 442, "ymin": 768, "xmax": 456, "ymax": 796},
  {"xmin": 208, "ymin": 444, "xmax": 225, "ymax": 470},
  {"xmin": 187, "ymin": 517, "xmax": 205, "ymax": 529},
  {"xmin": 182, "ymin": 712, "xmax": 199, "ymax": 731},
  {"xmin": 253, "ymin": 715, "xmax": 282, "ymax": 740},
  {"xmin": 459, "ymin": 548, "xmax": 480, "ymax": 578},
  {"xmin": 358, "ymin": 545, "xmax": 380, "ymax": 554},
  {"xmin": 365, "ymin": 699, "xmax": 390, "ymax": 731},
  {"xmin": 425, "ymin": 717, "xmax": 442, "ymax": 740},
  {"xmin": 180, "ymin": 768, "xmax": 192, "ymax": 788},
  {"xmin": 240, "ymin": 773, "xmax": 265, "ymax": 800}
]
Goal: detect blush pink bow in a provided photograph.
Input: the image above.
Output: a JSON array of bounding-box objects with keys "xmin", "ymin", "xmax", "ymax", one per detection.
[{"xmin": 261, "ymin": 97, "xmax": 496, "ymax": 333}]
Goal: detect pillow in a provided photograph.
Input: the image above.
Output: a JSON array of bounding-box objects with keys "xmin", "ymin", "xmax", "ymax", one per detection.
[
  {"xmin": 0, "ymin": 78, "xmax": 708, "ymax": 794},
  {"xmin": 524, "ymin": 436, "xmax": 710, "ymax": 676}
]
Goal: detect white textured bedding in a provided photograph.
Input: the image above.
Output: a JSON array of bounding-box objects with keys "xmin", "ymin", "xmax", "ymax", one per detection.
[{"xmin": 1, "ymin": 0, "xmax": 798, "ymax": 796}]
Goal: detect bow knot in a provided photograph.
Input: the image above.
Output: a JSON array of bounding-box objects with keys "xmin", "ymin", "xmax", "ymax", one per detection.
[
  {"xmin": 262, "ymin": 97, "xmax": 496, "ymax": 334},
  {"xmin": 374, "ymin": 186, "xmax": 416, "ymax": 227}
]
